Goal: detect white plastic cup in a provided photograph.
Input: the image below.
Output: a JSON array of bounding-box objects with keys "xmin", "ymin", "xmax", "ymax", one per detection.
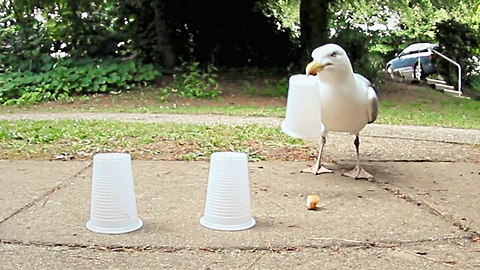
[
  {"xmin": 86, "ymin": 153, "xmax": 143, "ymax": 234},
  {"xmin": 200, "ymin": 152, "xmax": 256, "ymax": 231},
  {"xmin": 281, "ymin": 74, "xmax": 325, "ymax": 139}
]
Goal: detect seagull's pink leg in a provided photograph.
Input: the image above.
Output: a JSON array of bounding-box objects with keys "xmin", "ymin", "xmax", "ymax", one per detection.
[
  {"xmin": 342, "ymin": 136, "xmax": 374, "ymax": 181},
  {"xmin": 301, "ymin": 136, "xmax": 333, "ymax": 175}
]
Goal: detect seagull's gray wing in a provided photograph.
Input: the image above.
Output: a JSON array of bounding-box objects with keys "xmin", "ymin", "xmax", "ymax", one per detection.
[
  {"xmin": 354, "ymin": 73, "xmax": 379, "ymax": 124},
  {"xmin": 367, "ymin": 86, "xmax": 379, "ymax": 123}
]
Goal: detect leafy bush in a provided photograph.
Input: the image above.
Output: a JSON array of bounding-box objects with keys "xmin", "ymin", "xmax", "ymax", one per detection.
[
  {"xmin": 263, "ymin": 77, "xmax": 288, "ymax": 97},
  {"xmin": 0, "ymin": 11, "xmax": 55, "ymax": 74},
  {"xmin": 169, "ymin": 62, "xmax": 220, "ymax": 99},
  {"xmin": 465, "ymin": 74, "xmax": 480, "ymax": 99},
  {"xmin": 435, "ymin": 19, "xmax": 480, "ymax": 87},
  {"xmin": 353, "ymin": 52, "xmax": 385, "ymax": 83},
  {"xmin": 0, "ymin": 59, "xmax": 161, "ymax": 105},
  {"xmin": 331, "ymin": 27, "xmax": 380, "ymax": 81}
]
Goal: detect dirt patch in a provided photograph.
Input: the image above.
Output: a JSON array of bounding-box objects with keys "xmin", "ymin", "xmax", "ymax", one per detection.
[
  {"xmin": 376, "ymin": 78, "xmax": 449, "ymax": 103},
  {"xmin": 7, "ymin": 74, "xmax": 287, "ymax": 113},
  {"xmin": 8, "ymin": 73, "xmax": 445, "ymax": 114}
]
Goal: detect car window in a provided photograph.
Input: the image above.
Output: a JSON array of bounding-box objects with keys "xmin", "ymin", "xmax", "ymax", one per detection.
[
  {"xmin": 400, "ymin": 48, "xmax": 411, "ymax": 56},
  {"xmin": 408, "ymin": 45, "xmax": 418, "ymax": 51},
  {"xmin": 399, "ymin": 44, "xmax": 432, "ymax": 56}
]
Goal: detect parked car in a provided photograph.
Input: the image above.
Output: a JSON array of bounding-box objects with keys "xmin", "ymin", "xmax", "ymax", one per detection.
[{"xmin": 386, "ymin": 43, "xmax": 437, "ymax": 81}]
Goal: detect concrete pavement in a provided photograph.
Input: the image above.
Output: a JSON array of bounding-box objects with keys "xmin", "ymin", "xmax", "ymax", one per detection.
[
  {"xmin": 1, "ymin": 112, "xmax": 480, "ymax": 269},
  {"xmin": 1, "ymin": 159, "xmax": 480, "ymax": 269}
]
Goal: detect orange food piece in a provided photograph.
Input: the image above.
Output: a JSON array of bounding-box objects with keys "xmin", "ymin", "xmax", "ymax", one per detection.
[{"xmin": 306, "ymin": 194, "xmax": 320, "ymax": 210}]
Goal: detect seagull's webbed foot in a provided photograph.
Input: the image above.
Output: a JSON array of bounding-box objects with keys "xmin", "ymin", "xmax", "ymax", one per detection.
[
  {"xmin": 301, "ymin": 136, "xmax": 332, "ymax": 175},
  {"xmin": 342, "ymin": 165, "xmax": 374, "ymax": 181},
  {"xmin": 301, "ymin": 165, "xmax": 333, "ymax": 175}
]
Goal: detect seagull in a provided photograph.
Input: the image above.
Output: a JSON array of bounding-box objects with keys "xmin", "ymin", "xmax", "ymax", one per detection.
[{"xmin": 301, "ymin": 43, "xmax": 379, "ymax": 180}]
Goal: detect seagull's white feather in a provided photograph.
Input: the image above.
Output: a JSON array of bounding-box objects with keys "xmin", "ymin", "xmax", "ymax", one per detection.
[{"xmin": 310, "ymin": 44, "xmax": 379, "ymax": 135}]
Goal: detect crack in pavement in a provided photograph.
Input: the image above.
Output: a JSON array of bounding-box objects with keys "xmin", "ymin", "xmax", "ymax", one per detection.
[
  {"xmin": 364, "ymin": 135, "xmax": 480, "ymax": 147},
  {"xmin": 0, "ymin": 162, "xmax": 92, "ymax": 225},
  {"xmin": 0, "ymin": 235, "xmax": 473, "ymax": 253},
  {"xmin": 379, "ymin": 184, "xmax": 480, "ymax": 237},
  {"xmin": 339, "ymin": 159, "xmax": 456, "ymax": 163}
]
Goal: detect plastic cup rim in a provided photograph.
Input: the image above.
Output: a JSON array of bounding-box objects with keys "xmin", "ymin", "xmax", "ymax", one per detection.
[
  {"xmin": 281, "ymin": 120, "xmax": 324, "ymax": 139},
  {"xmin": 86, "ymin": 218, "xmax": 143, "ymax": 234},
  {"xmin": 199, "ymin": 217, "xmax": 255, "ymax": 231}
]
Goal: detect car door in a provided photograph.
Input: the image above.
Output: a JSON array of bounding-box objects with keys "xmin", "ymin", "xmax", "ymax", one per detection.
[
  {"xmin": 402, "ymin": 45, "xmax": 420, "ymax": 68},
  {"xmin": 391, "ymin": 46, "xmax": 412, "ymax": 70}
]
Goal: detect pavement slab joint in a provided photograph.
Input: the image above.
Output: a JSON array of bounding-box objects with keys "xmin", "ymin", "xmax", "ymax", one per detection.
[
  {"xmin": 1, "ymin": 234, "xmax": 474, "ymax": 254},
  {"xmin": 381, "ymin": 184, "xmax": 480, "ymax": 237},
  {"xmin": 0, "ymin": 162, "xmax": 92, "ymax": 225}
]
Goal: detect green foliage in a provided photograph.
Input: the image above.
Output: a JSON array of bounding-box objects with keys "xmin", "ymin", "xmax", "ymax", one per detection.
[
  {"xmin": 243, "ymin": 84, "xmax": 260, "ymax": 96},
  {"xmin": 260, "ymin": 0, "xmax": 300, "ymax": 37},
  {"xmin": 354, "ymin": 52, "xmax": 385, "ymax": 82},
  {"xmin": 0, "ymin": 0, "xmax": 122, "ymax": 74},
  {"xmin": 170, "ymin": 62, "xmax": 220, "ymax": 99},
  {"xmin": 334, "ymin": 0, "xmax": 477, "ymax": 67},
  {"xmin": 434, "ymin": 19, "xmax": 480, "ymax": 87},
  {"xmin": 0, "ymin": 59, "xmax": 160, "ymax": 105},
  {"xmin": 0, "ymin": 10, "xmax": 53, "ymax": 73},
  {"xmin": 330, "ymin": 26, "xmax": 380, "ymax": 81},
  {"xmin": 157, "ymin": 89, "xmax": 171, "ymax": 103},
  {"xmin": 465, "ymin": 74, "xmax": 480, "ymax": 98},
  {"xmin": 2, "ymin": 0, "xmax": 480, "ymax": 105},
  {"xmin": 263, "ymin": 78, "xmax": 289, "ymax": 97},
  {"xmin": 243, "ymin": 78, "xmax": 288, "ymax": 97},
  {"xmin": 473, "ymin": 1, "xmax": 480, "ymax": 25}
]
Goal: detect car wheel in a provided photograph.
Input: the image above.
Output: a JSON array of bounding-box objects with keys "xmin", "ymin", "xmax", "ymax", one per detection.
[
  {"xmin": 414, "ymin": 62, "xmax": 423, "ymax": 81},
  {"xmin": 386, "ymin": 65, "xmax": 394, "ymax": 79}
]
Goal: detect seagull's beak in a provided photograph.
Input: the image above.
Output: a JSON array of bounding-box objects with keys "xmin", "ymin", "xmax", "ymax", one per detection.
[{"xmin": 306, "ymin": 61, "xmax": 325, "ymax": 75}]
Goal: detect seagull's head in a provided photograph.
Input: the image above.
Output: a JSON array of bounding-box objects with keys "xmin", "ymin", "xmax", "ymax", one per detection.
[{"xmin": 306, "ymin": 44, "xmax": 353, "ymax": 81}]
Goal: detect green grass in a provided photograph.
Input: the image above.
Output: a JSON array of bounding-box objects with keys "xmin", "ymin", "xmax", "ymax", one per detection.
[
  {"xmin": 378, "ymin": 96, "xmax": 480, "ymax": 129},
  {"xmin": 0, "ymin": 103, "xmax": 286, "ymax": 117},
  {"xmin": 2, "ymin": 98, "xmax": 478, "ymax": 129},
  {"xmin": 0, "ymin": 120, "xmax": 308, "ymax": 160},
  {"xmin": 1, "ymin": 81, "xmax": 479, "ymax": 160},
  {"xmin": 116, "ymin": 105, "xmax": 287, "ymax": 117},
  {"xmin": 0, "ymin": 81, "xmax": 479, "ymax": 129}
]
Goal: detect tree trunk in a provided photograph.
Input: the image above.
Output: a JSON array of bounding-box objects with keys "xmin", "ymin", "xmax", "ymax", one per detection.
[
  {"xmin": 152, "ymin": 2, "xmax": 176, "ymax": 70},
  {"xmin": 300, "ymin": 0, "xmax": 334, "ymax": 57},
  {"xmin": 67, "ymin": 0, "xmax": 80, "ymax": 52}
]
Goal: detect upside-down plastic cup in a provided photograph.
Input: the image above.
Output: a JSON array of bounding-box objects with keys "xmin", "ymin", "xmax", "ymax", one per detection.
[
  {"xmin": 86, "ymin": 153, "xmax": 143, "ymax": 234},
  {"xmin": 281, "ymin": 74, "xmax": 325, "ymax": 139},
  {"xmin": 200, "ymin": 152, "xmax": 256, "ymax": 231}
]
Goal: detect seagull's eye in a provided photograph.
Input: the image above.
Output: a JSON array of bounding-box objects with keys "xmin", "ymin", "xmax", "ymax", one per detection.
[{"xmin": 330, "ymin": 52, "xmax": 337, "ymax": 58}]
